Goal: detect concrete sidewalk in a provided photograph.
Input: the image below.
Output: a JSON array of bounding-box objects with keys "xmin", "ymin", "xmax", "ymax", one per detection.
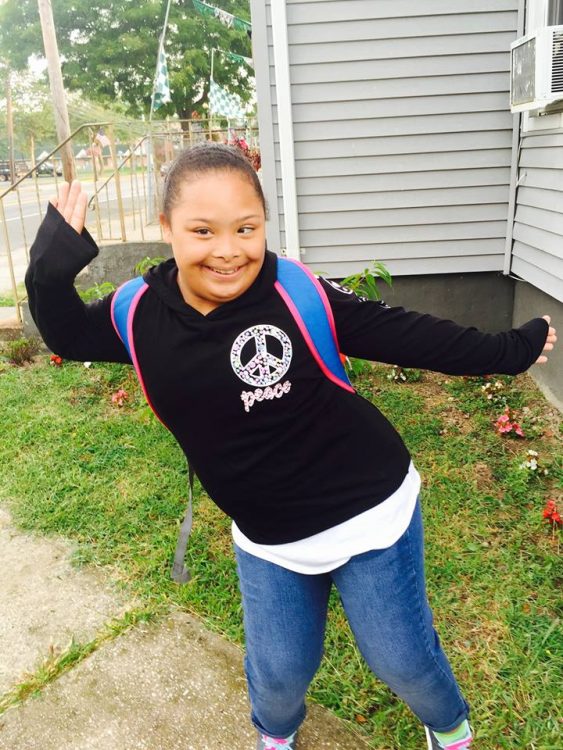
[
  {"xmin": 0, "ymin": 508, "xmax": 373, "ymax": 750},
  {"xmin": 0, "ymin": 308, "xmax": 17, "ymax": 322}
]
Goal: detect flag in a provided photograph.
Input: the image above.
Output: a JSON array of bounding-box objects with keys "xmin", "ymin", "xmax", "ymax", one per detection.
[
  {"xmin": 153, "ymin": 47, "xmax": 172, "ymax": 110},
  {"xmin": 209, "ymin": 79, "xmax": 246, "ymax": 118},
  {"xmin": 193, "ymin": 0, "xmax": 251, "ymax": 33},
  {"xmin": 225, "ymin": 50, "xmax": 253, "ymax": 66}
]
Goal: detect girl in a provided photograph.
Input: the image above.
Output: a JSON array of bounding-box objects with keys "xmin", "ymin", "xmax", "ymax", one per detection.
[{"xmin": 25, "ymin": 143, "xmax": 556, "ymax": 750}]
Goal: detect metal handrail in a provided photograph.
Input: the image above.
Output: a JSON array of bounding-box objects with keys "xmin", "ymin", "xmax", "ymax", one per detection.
[
  {"xmin": 88, "ymin": 135, "xmax": 150, "ymax": 206},
  {"xmin": 0, "ymin": 118, "xmax": 259, "ymax": 324},
  {"xmin": 0, "ymin": 122, "xmax": 111, "ymax": 200},
  {"xmin": 1, "ymin": 118, "xmax": 258, "ymax": 199}
]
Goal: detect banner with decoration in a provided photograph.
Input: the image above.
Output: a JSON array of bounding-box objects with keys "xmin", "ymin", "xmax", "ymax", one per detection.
[
  {"xmin": 209, "ymin": 79, "xmax": 246, "ymax": 119},
  {"xmin": 193, "ymin": 0, "xmax": 251, "ymax": 33},
  {"xmin": 153, "ymin": 47, "xmax": 172, "ymax": 110},
  {"xmin": 225, "ymin": 50, "xmax": 253, "ymax": 66}
]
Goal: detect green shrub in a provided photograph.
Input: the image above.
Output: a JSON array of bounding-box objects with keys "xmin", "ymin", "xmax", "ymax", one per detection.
[
  {"xmin": 77, "ymin": 282, "xmax": 116, "ymax": 303},
  {"xmin": 339, "ymin": 261, "xmax": 393, "ymax": 379},
  {"xmin": 134, "ymin": 256, "xmax": 166, "ymax": 275},
  {"xmin": 341, "ymin": 260, "xmax": 393, "ymax": 302},
  {"xmin": 2, "ymin": 337, "xmax": 41, "ymax": 366}
]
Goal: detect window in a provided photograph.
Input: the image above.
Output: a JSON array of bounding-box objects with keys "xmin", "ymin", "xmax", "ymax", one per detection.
[
  {"xmin": 522, "ymin": 0, "xmax": 563, "ymax": 126},
  {"xmin": 529, "ymin": 0, "xmax": 563, "ymax": 31},
  {"xmin": 547, "ymin": 1, "xmax": 563, "ymax": 25}
]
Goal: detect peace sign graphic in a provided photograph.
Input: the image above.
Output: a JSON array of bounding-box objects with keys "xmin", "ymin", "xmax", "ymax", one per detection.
[{"xmin": 230, "ymin": 325, "xmax": 293, "ymax": 387}]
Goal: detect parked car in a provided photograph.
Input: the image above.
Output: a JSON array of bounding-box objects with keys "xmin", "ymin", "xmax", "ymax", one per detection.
[
  {"xmin": 0, "ymin": 160, "xmax": 31, "ymax": 181},
  {"xmin": 33, "ymin": 161, "xmax": 63, "ymax": 177}
]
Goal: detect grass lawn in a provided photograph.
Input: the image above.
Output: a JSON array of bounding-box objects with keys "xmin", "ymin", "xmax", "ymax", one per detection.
[{"xmin": 0, "ymin": 356, "xmax": 560, "ymax": 749}]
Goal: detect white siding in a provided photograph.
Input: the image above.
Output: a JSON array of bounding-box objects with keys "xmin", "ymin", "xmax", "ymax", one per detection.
[
  {"xmin": 251, "ymin": 0, "xmax": 519, "ymax": 276},
  {"xmin": 511, "ymin": 133, "xmax": 563, "ymax": 302}
]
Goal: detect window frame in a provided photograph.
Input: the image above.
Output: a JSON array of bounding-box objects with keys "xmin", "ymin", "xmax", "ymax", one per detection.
[
  {"xmin": 547, "ymin": 0, "xmax": 563, "ymax": 26},
  {"xmin": 522, "ymin": 0, "xmax": 563, "ymax": 129}
]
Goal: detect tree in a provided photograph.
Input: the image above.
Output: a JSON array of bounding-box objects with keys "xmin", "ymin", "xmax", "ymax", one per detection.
[
  {"xmin": 0, "ymin": 0, "xmax": 253, "ymax": 121},
  {"xmin": 0, "ymin": 64, "xmax": 136, "ymax": 159},
  {"xmin": 0, "ymin": 67, "xmax": 57, "ymax": 159}
]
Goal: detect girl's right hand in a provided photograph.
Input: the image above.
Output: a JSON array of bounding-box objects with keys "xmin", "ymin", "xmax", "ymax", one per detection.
[{"xmin": 50, "ymin": 180, "xmax": 88, "ymax": 235}]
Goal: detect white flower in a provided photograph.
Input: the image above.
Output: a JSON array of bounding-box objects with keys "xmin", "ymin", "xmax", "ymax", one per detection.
[{"xmin": 84, "ymin": 361, "xmax": 92, "ymax": 368}]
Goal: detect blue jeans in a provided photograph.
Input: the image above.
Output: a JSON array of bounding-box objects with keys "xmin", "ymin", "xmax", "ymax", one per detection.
[{"xmin": 234, "ymin": 500, "xmax": 469, "ymax": 738}]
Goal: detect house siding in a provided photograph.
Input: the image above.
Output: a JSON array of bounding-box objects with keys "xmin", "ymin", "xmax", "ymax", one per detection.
[
  {"xmin": 511, "ymin": 133, "xmax": 563, "ymax": 303},
  {"xmin": 251, "ymin": 0, "xmax": 519, "ymax": 276}
]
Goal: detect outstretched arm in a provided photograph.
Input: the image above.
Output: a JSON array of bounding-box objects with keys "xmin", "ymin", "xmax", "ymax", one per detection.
[
  {"xmin": 319, "ymin": 279, "xmax": 556, "ymax": 376},
  {"xmin": 25, "ymin": 181, "xmax": 131, "ymax": 364}
]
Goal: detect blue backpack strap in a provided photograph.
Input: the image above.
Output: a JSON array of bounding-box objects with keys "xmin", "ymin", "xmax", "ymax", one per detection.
[
  {"xmin": 110, "ymin": 276, "xmax": 193, "ymax": 585},
  {"xmin": 110, "ymin": 276, "xmax": 147, "ymax": 360},
  {"xmin": 275, "ymin": 257, "xmax": 354, "ymax": 392}
]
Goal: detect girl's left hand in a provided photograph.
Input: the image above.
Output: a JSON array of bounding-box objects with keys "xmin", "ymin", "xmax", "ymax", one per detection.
[
  {"xmin": 50, "ymin": 180, "xmax": 88, "ymax": 235},
  {"xmin": 535, "ymin": 316, "xmax": 557, "ymax": 364}
]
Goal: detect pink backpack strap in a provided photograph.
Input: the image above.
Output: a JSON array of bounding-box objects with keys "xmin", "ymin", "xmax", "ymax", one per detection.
[{"xmin": 275, "ymin": 256, "xmax": 354, "ymax": 392}]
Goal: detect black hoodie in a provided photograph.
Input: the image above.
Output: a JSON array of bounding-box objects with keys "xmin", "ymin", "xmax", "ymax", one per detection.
[{"xmin": 25, "ymin": 205, "xmax": 549, "ymax": 543}]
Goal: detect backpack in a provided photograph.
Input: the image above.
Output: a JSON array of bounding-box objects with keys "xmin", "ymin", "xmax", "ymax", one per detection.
[{"xmin": 110, "ymin": 256, "xmax": 354, "ymax": 583}]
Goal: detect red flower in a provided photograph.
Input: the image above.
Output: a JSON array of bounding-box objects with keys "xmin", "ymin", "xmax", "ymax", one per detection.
[
  {"xmin": 543, "ymin": 499, "xmax": 562, "ymax": 527},
  {"xmin": 50, "ymin": 354, "xmax": 63, "ymax": 367}
]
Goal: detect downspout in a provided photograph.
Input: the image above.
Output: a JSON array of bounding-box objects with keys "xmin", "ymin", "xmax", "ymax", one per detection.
[
  {"xmin": 270, "ymin": 0, "xmax": 301, "ymax": 259},
  {"xmin": 503, "ymin": 0, "xmax": 526, "ymax": 274}
]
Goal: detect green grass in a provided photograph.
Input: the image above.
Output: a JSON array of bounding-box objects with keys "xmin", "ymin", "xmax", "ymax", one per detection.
[
  {"xmin": 0, "ymin": 358, "xmax": 561, "ymax": 749},
  {"xmin": 0, "ymin": 607, "xmax": 160, "ymax": 713}
]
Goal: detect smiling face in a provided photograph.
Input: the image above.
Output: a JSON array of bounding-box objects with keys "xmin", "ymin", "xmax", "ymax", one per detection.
[{"xmin": 160, "ymin": 169, "xmax": 266, "ymax": 315}]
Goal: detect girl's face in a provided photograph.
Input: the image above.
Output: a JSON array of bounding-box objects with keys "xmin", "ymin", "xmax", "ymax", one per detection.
[{"xmin": 160, "ymin": 170, "xmax": 266, "ymax": 315}]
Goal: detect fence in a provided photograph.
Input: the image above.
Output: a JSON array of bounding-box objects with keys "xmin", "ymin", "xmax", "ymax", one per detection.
[{"xmin": 0, "ymin": 119, "xmax": 259, "ymax": 322}]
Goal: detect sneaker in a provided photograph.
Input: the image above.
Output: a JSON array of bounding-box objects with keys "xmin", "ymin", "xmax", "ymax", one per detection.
[
  {"xmin": 256, "ymin": 730, "xmax": 298, "ymax": 750},
  {"xmin": 424, "ymin": 724, "xmax": 473, "ymax": 750},
  {"xmin": 425, "ymin": 726, "xmax": 442, "ymax": 750}
]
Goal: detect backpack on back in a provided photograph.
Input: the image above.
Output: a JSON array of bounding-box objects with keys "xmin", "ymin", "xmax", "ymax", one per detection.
[{"xmin": 111, "ymin": 256, "xmax": 354, "ymax": 583}]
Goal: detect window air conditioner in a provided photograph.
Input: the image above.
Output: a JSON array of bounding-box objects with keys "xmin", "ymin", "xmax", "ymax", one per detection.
[{"xmin": 510, "ymin": 25, "xmax": 563, "ymax": 112}]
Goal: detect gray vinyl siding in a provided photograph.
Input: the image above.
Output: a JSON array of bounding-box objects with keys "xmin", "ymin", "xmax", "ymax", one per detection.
[
  {"xmin": 251, "ymin": 0, "xmax": 519, "ymax": 276},
  {"xmin": 511, "ymin": 133, "xmax": 563, "ymax": 303}
]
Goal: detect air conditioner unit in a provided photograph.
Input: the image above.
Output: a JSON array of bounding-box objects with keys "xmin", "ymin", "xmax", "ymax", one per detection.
[{"xmin": 510, "ymin": 25, "xmax": 563, "ymax": 112}]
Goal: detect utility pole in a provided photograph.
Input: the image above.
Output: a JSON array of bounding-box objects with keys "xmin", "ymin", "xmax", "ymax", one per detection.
[{"xmin": 37, "ymin": 0, "xmax": 74, "ymax": 181}]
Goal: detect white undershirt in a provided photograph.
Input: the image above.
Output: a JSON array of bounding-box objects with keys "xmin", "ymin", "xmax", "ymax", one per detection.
[{"xmin": 231, "ymin": 462, "xmax": 421, "ymax": 574}]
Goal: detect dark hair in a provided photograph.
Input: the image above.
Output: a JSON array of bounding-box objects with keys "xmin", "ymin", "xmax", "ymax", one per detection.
[{"xmin": 162, "ymin": 142, "xmax": 267, "ymax": 219}]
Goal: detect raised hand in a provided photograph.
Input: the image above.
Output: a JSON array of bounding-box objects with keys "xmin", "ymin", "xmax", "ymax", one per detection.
[
  {"xmin": 49, "ymin": 180, "xmax": 88, "ymax": 235},
  {"xmin": 535, "ymin": 316, "xmax": 557, "ymax": 364}
]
